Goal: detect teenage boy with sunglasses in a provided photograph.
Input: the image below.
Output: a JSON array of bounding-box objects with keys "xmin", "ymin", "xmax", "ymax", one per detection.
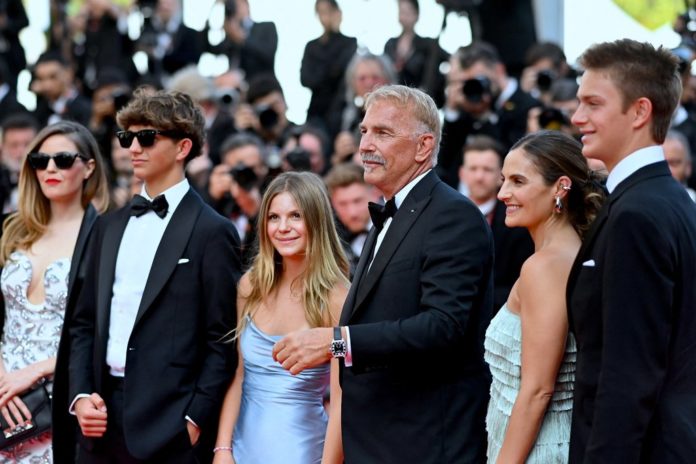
[{"xmin": 68, "ymin": 88, "xmax": 241, "ymax": 463}]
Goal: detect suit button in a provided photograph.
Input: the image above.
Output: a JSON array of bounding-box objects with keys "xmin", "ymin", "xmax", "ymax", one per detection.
[{"xmin": 128, "ymin": 347, "xmax": 135, "ymax": 351}]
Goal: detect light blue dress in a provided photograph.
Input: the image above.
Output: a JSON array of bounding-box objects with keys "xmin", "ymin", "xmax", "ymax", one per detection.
[
  {"xmin": 484, "ymin": 304, "xmax": 576, "ymax": 463},
  {"xmin": 232, "ymin": 319, "xmax": 330, "ymax": 464}
]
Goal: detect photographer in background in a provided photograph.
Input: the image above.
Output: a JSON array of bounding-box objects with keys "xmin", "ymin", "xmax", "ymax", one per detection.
[
  {"xmin": 235, "ymin": 72, "xmax": 295, "ymax": 160},
  {"xmin": 437, "ymin": 41, "xmax": 540, "ymax": 187},
  {"xmin": 206, "ymin": 132, "xmax": 268, "ymax": 267},
  {"xmin": 280, "ymin": 124, "xmax": 331, "ymax": 175},
  {"xmin": 526, "ymin": 78, "xmax": 579, "ymax": 137},
  {"xmin": 31, "ymin": 50, "xmax": 93, "ymax": 128},
  {"xmin": 204, "ymin": 0, "xmax": 277, "ymax": 81},
  {"xmin": 519, "ymin": 41, "xmax": 575, "ymax": 104},
  {"xmin": 89, "ymin": 67, "xmax": 132, "ymax": 174}
]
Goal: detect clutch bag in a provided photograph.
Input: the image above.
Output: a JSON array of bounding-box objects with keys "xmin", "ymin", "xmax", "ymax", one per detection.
[{"xmin": 0, "ymin": 380, "xmax": 52, "ymax": 450}]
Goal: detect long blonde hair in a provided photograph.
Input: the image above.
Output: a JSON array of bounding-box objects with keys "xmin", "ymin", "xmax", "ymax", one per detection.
[
  {"xmin": 236, "ymin": 171, "xmax": 349, "ymax": 335},
  {"xmin": 0, "ymin": 121, "xmax": 110, "ymax": 265}
]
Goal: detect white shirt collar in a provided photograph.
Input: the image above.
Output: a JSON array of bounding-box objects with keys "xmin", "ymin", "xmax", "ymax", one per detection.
[
  {"xmin": 141, "ymin": 178, "xmax": 190, "ymax": 216},
  {"xmin": 0, "ymin": 83, "xmax": 9, "ymax": 102},
  {"xmin": 606, "ymin": 145, "xmax": 664, "ymax": 194},
  {"xmin": 392, "ymin": 170, "xmax": 431, "ymax": 208},
  {"xmin": 476, "ymin": 197, "xmax": 497, "ymax": 216},
  {"xmin": 496, "ymin": 78, "xmax": 518, "ymax": 111}
]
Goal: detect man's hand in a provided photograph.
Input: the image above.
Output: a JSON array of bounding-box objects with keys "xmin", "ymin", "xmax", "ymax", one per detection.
[
  {"xmin": 272, "ymin": 328, "xmax": 333, "ymax": 375},
  {"xmin": 208, "ymin": 164, "xmax": 233, "ymax": 200},
  {"xmin": 75, "ymin": 394, "xmax": 108, "ymax": 438},
  {"xmin": 186, "ymin": 421, "xmax": 201, "ymax": 446}
]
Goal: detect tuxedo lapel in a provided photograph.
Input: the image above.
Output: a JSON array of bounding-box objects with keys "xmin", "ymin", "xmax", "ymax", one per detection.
[
  {"xmin": 566, "ymin": 162, "xmax": 671, "ymax": 330},
  {"xmin": 352, "ymin": 195, "xmax": 429, "ymax": 313},
  {"xmin": 96, "ymin": 209, "xmax": 129, "ymax": 342},
  {"xmin": 340, "ymin": 228, "xmax": 378, "ymax": 325},
  {"xmin": 67, "ymin": 204, "xmax": 98, "ymax": 298},
  {"xmin": 134, "ymin": 189, "xmax": 202, "ymax": 326}
]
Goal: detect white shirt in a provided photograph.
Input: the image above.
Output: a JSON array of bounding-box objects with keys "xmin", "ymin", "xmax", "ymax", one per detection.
[
  {"xmin": 345, "ymin": 170, "xmax": 431, "ymax": 366},
  {"xmin": 606, "ymin": 145, "xmax": 664, "ymax": 194},
  {"xmin": 106, "ymin": 179, "xmax": 189, "ymax": 376},
  {"xmin": 371, "ymin": 170, "xmax": 431, "ymax": 260}
]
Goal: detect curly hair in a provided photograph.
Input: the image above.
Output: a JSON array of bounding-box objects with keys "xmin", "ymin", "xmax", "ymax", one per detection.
[{"xmin": 116, "ymin": 87, "xmax": 205, "ymax": 164}]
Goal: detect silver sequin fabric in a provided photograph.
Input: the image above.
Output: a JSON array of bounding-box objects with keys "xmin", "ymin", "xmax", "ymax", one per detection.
[{"xmin": 0, "ymin": 251, "xmax": 70, "ymax": 463}]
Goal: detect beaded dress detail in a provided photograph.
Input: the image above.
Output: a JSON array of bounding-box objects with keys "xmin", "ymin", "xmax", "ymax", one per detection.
[{"xmin": 484, "ymin": 304, "xmax": 576, "ymax": 463}]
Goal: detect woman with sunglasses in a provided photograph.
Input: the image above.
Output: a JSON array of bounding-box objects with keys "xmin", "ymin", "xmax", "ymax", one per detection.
[
  {"xmin": 213, "ymin": 172, "xmax": 349, "ymax": 464},
  {"xmin": 0, "ymin": 121, "xmax": 109, "ymax": 462}
]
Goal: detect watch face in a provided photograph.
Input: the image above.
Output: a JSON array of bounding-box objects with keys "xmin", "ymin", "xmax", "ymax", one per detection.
[{"xmin": 330, "ymin": 340, "xmax": 346, "ymax": 357}]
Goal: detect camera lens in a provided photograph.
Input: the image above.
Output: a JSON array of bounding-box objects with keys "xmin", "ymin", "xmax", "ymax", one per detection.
[
  {"xmin": 536, "ymin": 70, "xmax": 555, "ymax": 92},
  {"xmin": 462, "ymin": 76, "xmax": 492, "ymax": 103},
  {"xmin": 255, "ymin": 104, "xmax": 279, "ymax": 130}
]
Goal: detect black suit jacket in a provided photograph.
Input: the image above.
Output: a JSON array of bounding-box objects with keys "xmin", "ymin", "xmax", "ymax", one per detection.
[
  {"xmin": 68, "ymin": 189, "xmax": 241, "ymax": 460},
  {"xmin": 567, "ymin": 161, "xmax": 696, "ymax": 463},
  {"xmin": 339, "ymin": 171, "xmax": 494, "ymax": 464},
  {"xmin": 51, "ymin": 205, "xmax": 99, "ymax": 464},
  {"xmin": 489, "ymin": 200, "xmax": 533, "ymax": 311}
]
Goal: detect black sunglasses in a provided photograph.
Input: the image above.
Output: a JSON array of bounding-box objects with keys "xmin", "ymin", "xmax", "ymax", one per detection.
[
  {"xmin": 116, "ymin": 129, "xmax": 184, "ymax": 148},
  {"xmin": 27, "ymin": 152, "xmax": 89, "ymax": 170}
]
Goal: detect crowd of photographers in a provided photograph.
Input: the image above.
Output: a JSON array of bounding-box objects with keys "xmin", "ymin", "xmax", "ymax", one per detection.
[{"xmin": 2, "ymin": 0, "xmax": 696, "ymax": 270}]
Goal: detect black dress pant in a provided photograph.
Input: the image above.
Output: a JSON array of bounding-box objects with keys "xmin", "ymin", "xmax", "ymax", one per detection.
[{"xmin": 77, "ymin": 377, "xmax": 198, "ymax": 464}]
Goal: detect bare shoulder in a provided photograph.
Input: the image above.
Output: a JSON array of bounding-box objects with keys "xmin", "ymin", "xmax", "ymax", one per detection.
[
  {"xmin": 238, "ymin": 272, "xmax": 253, "ymax": 297},
  {"xmin": 518, "ymin": 249, "xmax": 574, "ymax": 298}
]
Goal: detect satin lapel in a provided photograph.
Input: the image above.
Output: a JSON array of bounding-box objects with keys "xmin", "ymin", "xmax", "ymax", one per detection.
[
  {"xmin": 96, "ymin": 209, "xmax": 129, "ymax": 342},
  {"xmin": 351, "ymin": 194, "xmax": 430, "ymax": 315},
  {"xmin": 67, "ymin": 204, "xmax": 98, "ymax": 299},
  {"xmin": 134, "ymin": 189, "xmax": 202, "ymax": 326},
  {"xmin": 339, "ymin": 228, "xmax": 378, "ymax": 325}
]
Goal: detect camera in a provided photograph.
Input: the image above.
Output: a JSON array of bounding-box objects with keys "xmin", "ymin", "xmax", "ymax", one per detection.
[
  {"xmin": 284, "ymin": 147, "xmax": 311, "ymax": 172},
  {"xmin": 216, "ymin": 88, "xmax": 239, "ymax": 108},
  {"xmin": 230, "ymin": 163, "xmax": 258, "ymax": 191},
  {"xmin": 536, "ymin": 70, "xmax": 556, "ymax": 92},
  {"xmin": 462, "ymin": 76, "xmax": 492, "ymax": 103},
  {"xmin": 538, "ymin": 107, "xmax": 569, "ymax": 131},
  {"xmin": 255, "ymin": 104, "xmax": 279, "ymax": 130}
]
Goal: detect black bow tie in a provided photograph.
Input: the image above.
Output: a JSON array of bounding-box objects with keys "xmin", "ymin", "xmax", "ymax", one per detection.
[
  {"xmin": 368, "ymin": 199, "xmax": 397, "ymax": 230},
  {"xmin": 130, "ymin": 194, "xmax": 169, "ymax": 219}
]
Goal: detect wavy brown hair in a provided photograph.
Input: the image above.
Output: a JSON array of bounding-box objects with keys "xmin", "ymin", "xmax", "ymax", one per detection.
[
  {"xmin": 1, "ymin": 121, "xmax": 109, "ymax": 264},
  {"xmin": 116, "ymin": 87, "xmax": 205, "ymax": 164},
  {"xmin": 236, "ymin": 172, "xmax": 349, "ymax": 336}
]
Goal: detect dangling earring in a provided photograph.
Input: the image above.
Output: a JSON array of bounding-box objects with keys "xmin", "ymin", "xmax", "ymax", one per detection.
[{"xmin": 554, "ymin": 195, "xmax": 563, "ymax": 213}]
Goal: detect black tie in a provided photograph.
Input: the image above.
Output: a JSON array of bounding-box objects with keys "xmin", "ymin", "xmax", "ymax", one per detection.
[
  {"xmin": 130, "ymin": 194, "xmax": 169, "ymax": 219},
  {"xmin": 368, "ymin": 198, "xmax": 397, "ymax": 230}
]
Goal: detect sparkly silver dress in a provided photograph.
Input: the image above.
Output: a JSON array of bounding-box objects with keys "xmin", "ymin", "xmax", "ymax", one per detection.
[
  {"xmin": 0, "ymin": 251, "xmax": 71, "ymax": 463},
  {"xmin": 484, "ymin": 304, "xmax": 576, "ymax": 464}
]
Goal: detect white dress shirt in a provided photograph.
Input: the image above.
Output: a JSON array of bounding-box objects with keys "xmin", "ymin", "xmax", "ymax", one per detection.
[
  {"xmin": 106, "ymin": 179, "xmax": 190, "ymax": 376},
  {"xmin": 345, "ymin": 170, "xmax": 431, "ymax": 366},
  {"xmin": 606, "ymin": 145, "xmax": 664, "ymax": 194}
]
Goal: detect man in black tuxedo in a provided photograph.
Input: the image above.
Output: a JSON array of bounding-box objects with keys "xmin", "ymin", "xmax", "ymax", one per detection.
[
  {"xmin": 324, "ymin": 162, "xmax": 378, "ymax": 280},
  {"xmin": 458, "ymin": 135, "xmax": 533, "ymax": 311},
  {"xmin": 437, "ymin": 41, "xmax": 541, "ymax": 188},
  {"xmin": 274, "ymin": 85, "xmax": 494, "ymax": 463},
  {"xmin": 567, "ymin": 39, "xmax": 696, "ymax": 462},
  {"xmin": 69, "ymin": 89, "xmax": 241, "ymax": 463}
]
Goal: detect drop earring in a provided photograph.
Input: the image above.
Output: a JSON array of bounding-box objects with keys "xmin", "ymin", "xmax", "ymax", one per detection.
[{"xmin": 554, "ymin": 195, "xmax": 563, "ymax": 213}]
